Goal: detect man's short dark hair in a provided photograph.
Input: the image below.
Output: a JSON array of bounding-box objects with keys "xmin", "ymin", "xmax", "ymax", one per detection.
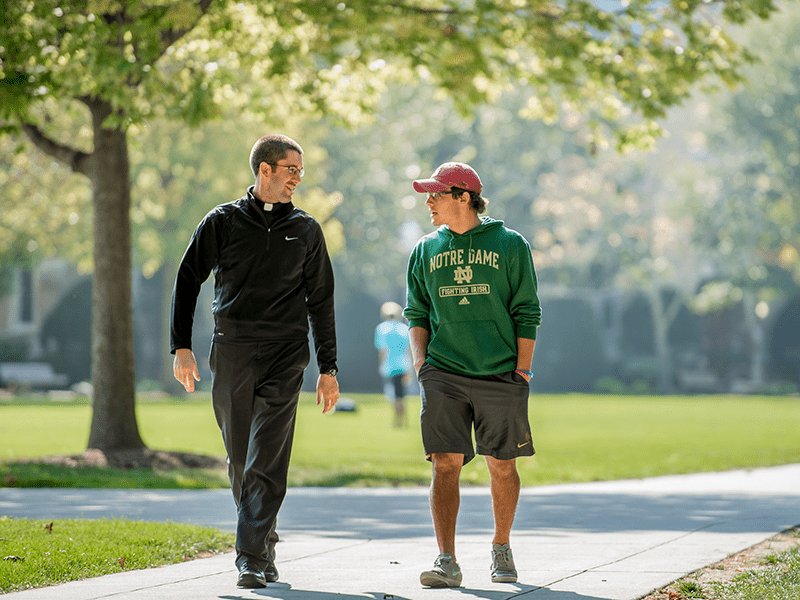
[
  {"xmin": 451, "ymin": 187, "xmax": 489, "ymax": 214},
  {"xmin": 249, "ymin": 134, "xmax": 304, "ymax": 178}
]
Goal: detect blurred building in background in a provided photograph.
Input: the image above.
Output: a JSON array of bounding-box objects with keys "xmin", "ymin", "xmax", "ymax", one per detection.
[{"xmin": 2, "ymin": 257, "xmax": 798, "ymax": 395}]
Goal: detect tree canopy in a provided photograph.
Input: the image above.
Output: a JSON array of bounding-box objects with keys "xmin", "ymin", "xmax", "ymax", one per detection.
[{"xmin": 2, "ymin": 0, "xmax": 784, "ymax": 141}]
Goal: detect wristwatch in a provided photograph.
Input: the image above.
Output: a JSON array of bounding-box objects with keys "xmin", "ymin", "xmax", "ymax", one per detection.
[{"xmin": 322, "ymin": 367, "xmax": 338, "ymax": 377}]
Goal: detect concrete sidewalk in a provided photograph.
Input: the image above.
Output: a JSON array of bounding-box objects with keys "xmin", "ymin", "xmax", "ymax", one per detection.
[{"xmin": 2, "ymin": 464, "xmax": 799, "ymax": 600}]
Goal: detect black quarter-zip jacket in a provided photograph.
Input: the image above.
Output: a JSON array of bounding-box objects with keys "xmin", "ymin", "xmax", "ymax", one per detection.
[{"xmin": 170, "ymin": 186, "xmax": 337, "ymax": 373}]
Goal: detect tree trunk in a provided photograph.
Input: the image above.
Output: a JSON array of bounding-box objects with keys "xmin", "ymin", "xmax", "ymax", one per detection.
[
  {"xmin": 742, "ymin": 289, "xmax": 766, "ymax": 386},
  {"xmin": 86, "ymin": 99, "xmax": 146, "ymax": 451},
  {"xmin": 647, "ymin": 284, "xmax": 676, "ymax": 394}
]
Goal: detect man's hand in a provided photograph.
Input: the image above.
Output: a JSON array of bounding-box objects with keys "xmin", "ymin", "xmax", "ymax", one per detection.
[
  {"xmin": 316, "ymin": 373, "xmax": 339, "ymax": 414},
  {"xmin": 514, "ymin": 369, "xmax": 532, "ymax": 383},
  {"xmin": 409, "ymin": 326, "xmax": 430, "ymax": 376},
  {"xmin": 414, "ymin": 359, "xmax": 426, "ymax": 376},
  {"xmin": 173, "ymin": 348, "xmax": 200, "ymax": 392}
]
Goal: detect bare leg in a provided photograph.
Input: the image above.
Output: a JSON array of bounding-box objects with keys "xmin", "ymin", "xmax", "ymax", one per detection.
[
  {"xmin": 485, "ymin": 456, "xmax": 520, "ymax": 545},
  {"xmin": 429, "ymin": 453, "xmax": 464, "ymax": 558}
]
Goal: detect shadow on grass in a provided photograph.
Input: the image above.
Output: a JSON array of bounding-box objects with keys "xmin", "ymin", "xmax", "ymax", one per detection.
[
  {"xmin": 1, "ymin": 448, "xmax": 232, "ymax": 489},
  {"xmin": 2, "ymin": 462, "xmax": 230, "ymax": 489},
  {"xmin": 292, "ymin": 471, "xmax": 430, "ymax": 487},
  {"xmin": 1, "ymin": 461, "xmax": 430, "ymax": 490}
]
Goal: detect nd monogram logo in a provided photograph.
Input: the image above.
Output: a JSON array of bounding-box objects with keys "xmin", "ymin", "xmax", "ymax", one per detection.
[{"xmin": 453, "ymin": 265, "xmax": 473, "ymax": 284}]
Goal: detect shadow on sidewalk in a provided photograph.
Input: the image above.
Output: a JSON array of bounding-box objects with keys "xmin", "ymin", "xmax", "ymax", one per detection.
[
  {"xmin": 221, "ymin": 589, "xmax": 414, "ymax": 600},
  {"xmin": 2, "ymin": 486, "xmax": 798, "ymax": 540},
  {"xmin": 217, "ymin": 583, "xmax": 618, "ymax": 599},
  {"xmin": 221, "ymin": 583, "xmax": 610, "ymax": 599},
  {"xmin": 278, "ymin": 490, "xmax": 800, "ymax": 539}
]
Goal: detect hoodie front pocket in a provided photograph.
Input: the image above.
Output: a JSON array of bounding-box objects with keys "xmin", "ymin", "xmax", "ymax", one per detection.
[{"xmin": 432, "ymin": 320, "xmax": 515, "ymax": 372}]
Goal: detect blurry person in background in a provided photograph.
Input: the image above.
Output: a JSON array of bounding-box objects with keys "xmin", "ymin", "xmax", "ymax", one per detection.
[{"xmin": 375, "ymin": 301, "xmax": 412, "ymax": 427}]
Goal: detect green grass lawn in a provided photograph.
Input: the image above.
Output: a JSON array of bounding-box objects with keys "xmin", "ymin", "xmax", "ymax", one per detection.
[
  {"xmin": 2, "ymin": 392, "xmax": 800, "ymax": 488},
  {"xmin": 0, "ymin": 516, "xmax": 234, "ymax": 594},
  {"xmin": 1, "ymin": 392, "xmax": 799, "ymax": 595}
]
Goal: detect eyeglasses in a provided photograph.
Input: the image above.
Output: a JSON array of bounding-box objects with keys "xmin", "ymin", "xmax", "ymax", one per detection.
[
  {"xmin": 268, "ymin": 163, "xmax": 304, "ymax": 177},
  {"xmin": 427, "ymin": 190, "xmax": 453, "ymax": 200}
]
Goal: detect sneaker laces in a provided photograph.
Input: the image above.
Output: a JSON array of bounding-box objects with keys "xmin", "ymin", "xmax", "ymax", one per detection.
[
  {"xmin": 433, "ymin": 554, "xmax": 456, "ymax": 574},
  {"xmin": 493, "ymin": 546, "xmax": 514, "ymax": 571}
]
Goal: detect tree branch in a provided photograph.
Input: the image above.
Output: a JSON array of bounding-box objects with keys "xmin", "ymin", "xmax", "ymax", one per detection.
[
  {"xmin": 20, "ymin": 121, "xmax": 91, "ymax": 176},
  {"xmin": 385, "ymin": 2, "xmax": 456, "ymax": 16},
  {"xmin": 157, "ymin": 0, "xmax": 215, "ymax": 58},
  {"xmin": 93, "ymin": 0, "xmax": 215, "ymax": 86},
  {"xmin": 385, "ymin": 1, "xmax": 560, "ymax": 19}
]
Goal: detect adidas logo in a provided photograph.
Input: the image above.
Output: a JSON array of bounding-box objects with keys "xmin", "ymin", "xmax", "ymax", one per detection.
[{"xmin": 459, "ymin": 297, "xmax": 470, "ymax": 305}]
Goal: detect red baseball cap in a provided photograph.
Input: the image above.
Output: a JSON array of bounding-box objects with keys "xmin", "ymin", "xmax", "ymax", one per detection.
[{"xmin": 413, "ymin": 162, "xmax": 482, "ymax": 194}]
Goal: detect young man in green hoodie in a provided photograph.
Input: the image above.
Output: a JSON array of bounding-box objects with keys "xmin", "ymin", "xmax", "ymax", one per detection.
[{"xmin": 404, "ymin": 162, "xmax": 541, "ymax": 588}]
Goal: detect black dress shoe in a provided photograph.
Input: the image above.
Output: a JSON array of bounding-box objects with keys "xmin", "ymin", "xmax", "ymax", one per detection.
[
  {"xmin": 264, "ymin": 560, "xmax": 279, "ymax": 583},
  {"xmin": 237, "ymin": 563, "xmax": 267, "ymax": 588}
]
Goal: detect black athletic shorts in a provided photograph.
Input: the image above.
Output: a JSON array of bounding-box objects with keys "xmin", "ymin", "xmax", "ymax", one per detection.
[{"xmin": 418, "ymin": 362, "xmax": 535, "ymax": 465}]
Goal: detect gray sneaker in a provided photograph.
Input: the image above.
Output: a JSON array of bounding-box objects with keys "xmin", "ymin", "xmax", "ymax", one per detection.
[
  {"xmin": 420, "ymin": 553, "xmax": 462, "ymax": 588},
  {"xmin": 491, "ymin": 543, "xmax": 517, "ymax": 583}
]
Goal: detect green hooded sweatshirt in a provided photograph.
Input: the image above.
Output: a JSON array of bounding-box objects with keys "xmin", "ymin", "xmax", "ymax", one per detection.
[{"xmin": 404, "ymin": 217, "xmax": 541, "ymax": 377}]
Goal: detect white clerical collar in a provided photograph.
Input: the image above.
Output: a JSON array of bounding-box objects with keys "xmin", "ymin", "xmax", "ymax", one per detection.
[{"xmin": 263, "ymin": 202, "xmax": 274, "ymax": 211}]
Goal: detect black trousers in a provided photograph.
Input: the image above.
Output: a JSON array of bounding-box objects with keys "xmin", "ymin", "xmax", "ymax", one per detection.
[{"xmin": 209, "ymin": 336, "xmax": 309, "ymax": 569}]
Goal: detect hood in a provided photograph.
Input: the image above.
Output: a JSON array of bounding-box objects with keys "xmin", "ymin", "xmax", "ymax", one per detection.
[{"xmin": 439, "ymin": 217, "xmax": 504, "ymax": 242}]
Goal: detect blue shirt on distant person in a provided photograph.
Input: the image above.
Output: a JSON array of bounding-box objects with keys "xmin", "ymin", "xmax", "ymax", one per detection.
[{"xmin": 375, "ymin": 319, "xmax": 411, "ymax": 378}]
